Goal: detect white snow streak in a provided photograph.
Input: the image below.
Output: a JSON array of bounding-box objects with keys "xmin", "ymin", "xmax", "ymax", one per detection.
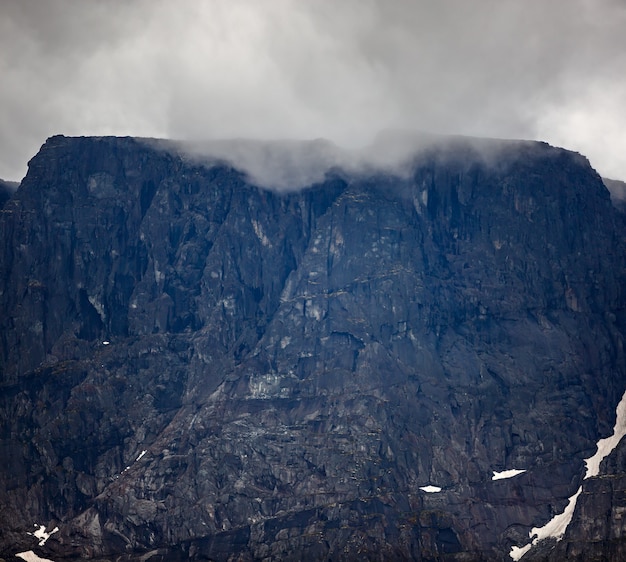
[
  {"xmin": 492, "ymin": 469, "xmax": 526, "ymax": 481},
  {"xmin": 509, "ymin": 544, "xmax": 532, "ymax": 561},
  {"xmin": 531, "ymin": 487, "xmax": 582, "ymax": 541},
  {"xmin": 510, "ymin": 388, "xmax": 626, "ymax": 560},
  {"xmin": 584, "ymin": 391, "xmax": 626, "ymax": 478},
  {"xmin": 121, "ymin": 449, "xmax": 148, "ymax": 474},
  {"xmin": 510, "ymin": 488, "xmax": 582, "ymax": 560}
]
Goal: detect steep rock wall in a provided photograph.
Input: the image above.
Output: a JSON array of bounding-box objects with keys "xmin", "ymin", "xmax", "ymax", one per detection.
[{"xmin": 1, "ymin": 135, "xmax": 625, "ymax": 561}]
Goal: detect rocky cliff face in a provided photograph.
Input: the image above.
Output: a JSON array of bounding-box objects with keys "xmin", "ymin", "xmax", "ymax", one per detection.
[
  {"xmin": 0, "ymin": 178, "xmax": 18, "ymax": 209},
  {"xmin": 1, "ymin": 135, "xmax": 625, "ymax": 561}
]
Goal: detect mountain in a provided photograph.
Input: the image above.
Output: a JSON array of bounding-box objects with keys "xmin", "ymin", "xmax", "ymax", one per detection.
[{"xmin": 1, "ymin": 134, "xmax": 625, "ymax": 561}]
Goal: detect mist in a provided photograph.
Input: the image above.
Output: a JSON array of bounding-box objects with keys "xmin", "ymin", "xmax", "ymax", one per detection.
[
  {"xmin": 159, "ymin": 131, "xmax": 545, "ymax": 191},
  {"xmin": 1, "ymin": 0, "xmax": 625, "ymax": 182}
]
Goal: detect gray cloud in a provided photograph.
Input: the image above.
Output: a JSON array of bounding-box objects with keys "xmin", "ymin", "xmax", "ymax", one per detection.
[
  {"xmin": 1, "ymin": 0, "xmax": 625, "ymax": 182},
  {"xmin": 156, "ymin": 131, "xmax": 544, "ymax": 192}
]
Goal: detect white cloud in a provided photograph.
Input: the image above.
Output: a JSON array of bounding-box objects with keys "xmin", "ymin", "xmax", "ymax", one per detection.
[
  {"xmin": 534, "ymin": 78, "xmax": 626, "ymax": 180},
  {"xmin": 1, "ymin": 0, "xmax": 625, "ymax": 181}
]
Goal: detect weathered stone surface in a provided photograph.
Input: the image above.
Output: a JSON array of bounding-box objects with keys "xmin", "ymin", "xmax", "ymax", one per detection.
[
  {"xmin": 1, "ymin": 135, "xmax": 625, "ymax": 560},
  {"xmin": 0, "ymin": 178, "xmax": 17, "ymax": 209}
]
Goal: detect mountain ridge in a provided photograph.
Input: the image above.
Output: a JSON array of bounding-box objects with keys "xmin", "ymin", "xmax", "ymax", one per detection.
[{"xmin": 1, "ymin": 134, "xmax": 625, "ymax": 561}]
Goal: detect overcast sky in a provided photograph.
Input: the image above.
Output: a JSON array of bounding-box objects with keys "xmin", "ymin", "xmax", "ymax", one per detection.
[{"xmin": 1, "ymin": 0, "xmax": 625, "ymax": 182}]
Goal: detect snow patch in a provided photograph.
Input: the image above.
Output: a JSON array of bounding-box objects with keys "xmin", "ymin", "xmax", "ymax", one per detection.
[
  {"xmin": 492, "ymin": 469, "xmax": 526, "ymax": 481},
  {"xmin": 419, "ymin": 485, "xmax": 442, "ymax": 493},
  {"xmin": 584, "ymin": 391, "xmax": 626, "ymax": 478},
  {"xmin": 510, "ymin": 388, "xmax": 626, "ymax": 559},
  {"xmin": 16, "ymin": 551, "xmax": 55, "ymax": 562},
  {"xmin": 120, "ymin": 449, "xmax": 148, "ymax": 474},
  {"xmin": 29, "ymin": 524, "xmax": 58, "ymax": 546},
  {"xmin": 530, "ymin": 488, "xmax": 581, "ymax": 543},
  {"xmin": 510, "ymin": 488, "xmax": 582, "ymax": 560},
  {"xmin": 509, "ymin": 544, "xmax": 532, "ymax": 561}
]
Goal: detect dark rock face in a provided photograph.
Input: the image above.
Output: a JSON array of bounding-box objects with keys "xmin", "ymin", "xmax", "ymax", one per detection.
[
  {"xmin": 540, "ymin": 436, "xmax": 626, "ymax": 562},
  {"xmin": 604, "ymin": 177, "xmax": 626, "ymax": 217},
  {"xmin": 0, "ymin": 178, "xmax": 18, "ymax": 209},
  {"xmin": 1, "ymin": 135, "xmax": 625, "ymax": 561}
]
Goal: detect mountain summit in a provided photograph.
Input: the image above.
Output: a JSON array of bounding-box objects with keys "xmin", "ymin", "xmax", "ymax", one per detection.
[{"xmin": 1, "ymin": 135, "xmax": 625, "ymax": 561}]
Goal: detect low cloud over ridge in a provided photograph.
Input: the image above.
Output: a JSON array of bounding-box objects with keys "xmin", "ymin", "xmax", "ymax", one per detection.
[
  {"xmin": 159, "ymin": 130, "xmax": 554, "ymax": 191},
  {"xmin": 1, "ymin": 0, "xmax": 625, "ymax": 181}
]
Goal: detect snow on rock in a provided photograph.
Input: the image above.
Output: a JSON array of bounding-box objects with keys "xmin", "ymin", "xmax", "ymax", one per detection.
[
  {"xmin": 510, "ymin": 488, "xmax": 582, "ymax": 560},
  {"xmin": 419, "ymin": 485, "xmax": 442, "ymax": 493},
  {"xmin": 120, "ymin": 449, "xmax": 148, "ymax": 474},
  {"xmin": 29, "ymin": 524, "xmax": 59, "ymax": 546},
  {"xmin": 510, "ymin": 388, "xmax": 626, "ymax": 560},
  {"xmin": 16, "ymin": 550, "xmax": 55, "ymax": 562},
  {"xmin": 509, "ymin": 543, "xmax": 532, "ymax": 561},
  {"xmin": 492, "ymin": 469, "xmax": 526, "ymax": 481},
  {"xmin": 584, "ymin": 390, "xmax": 626, "ymax": 478},
  {"xmin": 531, "ymin": 487, "xmax": 582, "ymax": 542}
]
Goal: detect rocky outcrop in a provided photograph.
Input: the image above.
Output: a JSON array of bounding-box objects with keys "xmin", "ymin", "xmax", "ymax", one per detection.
[
  {"xmin": 605, "ymin": 177, "xmax": 626, "ymax": 217},
  {"xmin": 1, "ymin": 135, "xmax": 625, "ymax": 561},
  {"xmin": 537, "ymin": 436, "xmax": 626, "ymax": 561},
  {"xmin": 0, "ymin": 178, "xmax": 17, "ymax": 209}
]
